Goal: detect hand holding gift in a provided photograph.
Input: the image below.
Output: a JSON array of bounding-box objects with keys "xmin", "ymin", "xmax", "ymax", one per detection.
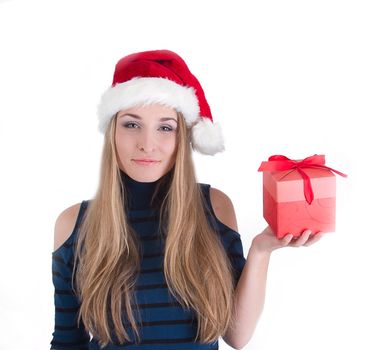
[
  {"xmin": 231, "ymin": 154, "xmax": 346, "ymax": 348},
  {"xmin": 249, "ymin": 226, "xmax": 324, "ymax": 255},
  {"xmin": 257, "ymin": 154, "xmax": 347, "ymax": 239}
]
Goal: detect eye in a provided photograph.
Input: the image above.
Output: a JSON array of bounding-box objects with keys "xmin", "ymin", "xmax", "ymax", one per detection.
[
  {"xmin": 123, "ymin": 122, "xmax": 138, "ymax": 129},
  {"xmin": 122, "ymin": 122, "xmax": 175, "ymax": 132},
  {"xmin": 160, "ymin": 125, "xmax": 174, "ymax": 132}
]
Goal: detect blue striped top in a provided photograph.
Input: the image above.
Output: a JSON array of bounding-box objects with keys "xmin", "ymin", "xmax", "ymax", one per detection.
[{"xmin": 50, "ymin": 173, "xmax": 247, "ymax": 349}]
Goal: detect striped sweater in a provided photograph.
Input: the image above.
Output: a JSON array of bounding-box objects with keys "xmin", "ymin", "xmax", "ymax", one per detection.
[{"xmin": 51, "ymin": 173, "xmax": 247, "ymax": 349}]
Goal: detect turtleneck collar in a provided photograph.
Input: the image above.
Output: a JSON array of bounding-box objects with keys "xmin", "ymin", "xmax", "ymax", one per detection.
[{"xmin": 119, "ymin": 169, "xmax": 171, "ymax": 210}]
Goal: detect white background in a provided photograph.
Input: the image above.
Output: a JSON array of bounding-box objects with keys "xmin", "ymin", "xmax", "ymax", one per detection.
[{"xmin": 0, "ymin": 0, "xmax": 383, "ymax": 349}]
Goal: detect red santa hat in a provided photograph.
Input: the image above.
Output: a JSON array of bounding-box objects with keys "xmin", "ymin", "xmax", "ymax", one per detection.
[{"xmin": 97, "ymin": 50, "xmax": 225, "ymax": 155}]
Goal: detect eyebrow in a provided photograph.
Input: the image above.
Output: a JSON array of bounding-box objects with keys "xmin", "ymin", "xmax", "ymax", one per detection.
[{"xmin": 118, "ymin": 113, "xmax": 178, "ymax": 123}]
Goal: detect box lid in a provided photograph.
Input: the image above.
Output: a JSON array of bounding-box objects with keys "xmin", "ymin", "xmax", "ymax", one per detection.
[{"xmin": 263, "ymin": 167, "xmax": 336, "ymax": 202}]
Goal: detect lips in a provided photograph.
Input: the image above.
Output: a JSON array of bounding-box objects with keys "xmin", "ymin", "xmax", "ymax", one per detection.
[
  {"xmin": 133, "ymin": 159, "xmax": 159, "ymax": 162},
  {"xmin": 132, "ymin": 159, "xmax": 160, "ymax": 166}
]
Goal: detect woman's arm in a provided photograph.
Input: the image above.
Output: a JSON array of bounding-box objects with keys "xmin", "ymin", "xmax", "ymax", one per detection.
[
  {"xmin": 222, "ymin": 242, "xmax": 271, "ymax": 349},
  {"xmin": 210, "ymin": 188, "xmax": 269, "ymax": 348},
  {"xmin": 50, "ymin": 204, "xmax": 90, "ymax": 349},
  {"xmin": 210, "ymin": 188, "xmax": 322, "ymax": 349}
]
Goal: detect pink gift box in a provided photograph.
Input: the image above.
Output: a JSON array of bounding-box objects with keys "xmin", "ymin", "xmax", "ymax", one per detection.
[{"xmin": 258, "ymin": 155, "xmax": 347, "ymax": 239}]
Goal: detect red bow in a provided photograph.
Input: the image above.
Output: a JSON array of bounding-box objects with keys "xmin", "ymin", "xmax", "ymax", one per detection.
[{"xmin": 258, "ymin": 154, "xmax": 347, "ymax": 204}]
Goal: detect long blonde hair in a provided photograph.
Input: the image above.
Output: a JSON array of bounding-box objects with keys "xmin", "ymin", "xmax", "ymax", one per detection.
[{"xmin": 73, "ymin": 110, "xmax": 237, "ymax": 347}]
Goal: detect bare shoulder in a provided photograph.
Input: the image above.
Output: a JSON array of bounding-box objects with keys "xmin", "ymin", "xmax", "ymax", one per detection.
[
  {"xmin": 209, "ymin": 187, "xmax": 238, "ymax": 232},
  {"xmin": 53, "ymin": 202, "xmax": 82, "ymax": 252}
]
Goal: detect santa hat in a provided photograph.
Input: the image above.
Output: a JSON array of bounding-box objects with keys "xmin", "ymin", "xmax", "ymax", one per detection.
[{"xmin": 97, "ymin": 50, "xmax": 225, "ymax": 155}]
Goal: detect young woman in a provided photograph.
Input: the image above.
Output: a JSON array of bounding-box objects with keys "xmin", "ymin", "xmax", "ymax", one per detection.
[{"xmin": 50, "ymin": 50, "xmax": 322, "ymax": 350}]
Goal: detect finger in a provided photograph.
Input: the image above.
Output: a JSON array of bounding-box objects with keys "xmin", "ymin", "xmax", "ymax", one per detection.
[
  {"xmin": 304, "ymin": 233, "xmax": 323, "ymax": 246},
  {"xmin": 282, "ymin": 233, "xmax": 294, "ymax": 246},
  {"xmin": 291, "ymin": 230, "xmax": 312, "ymax": 247}
]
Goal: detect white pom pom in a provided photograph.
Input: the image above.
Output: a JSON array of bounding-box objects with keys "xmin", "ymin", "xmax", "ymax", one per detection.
[{"xmin": 191, "ymin": 118, "xmax": 225, "ymax": 155}]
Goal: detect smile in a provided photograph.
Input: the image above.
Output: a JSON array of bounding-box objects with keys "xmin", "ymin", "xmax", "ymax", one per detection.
[{"xmin": 132, "ymin": 160, "xmax": 160, "ymax": 166}]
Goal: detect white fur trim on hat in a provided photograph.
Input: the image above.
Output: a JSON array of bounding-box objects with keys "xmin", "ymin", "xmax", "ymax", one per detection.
[
  {"xmin": 97, "ymin": 77, "xmax": 200, "ymax": 133},
  {"xmin": 191, "ymin": 117, "xmax": 225, "ymax": 155}
]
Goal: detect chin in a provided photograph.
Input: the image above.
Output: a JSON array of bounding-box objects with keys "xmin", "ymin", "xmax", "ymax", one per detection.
[
  {"xmin": 130, "ymin": 171, "xmax": 163, "ymax": 183},
  {"xmin": 123, "ymin": 163, "xmax": 173, "ymax": 182},
  {"xmin": 142, "ymin": 175, "xmax": 162, "ymax": 183}
]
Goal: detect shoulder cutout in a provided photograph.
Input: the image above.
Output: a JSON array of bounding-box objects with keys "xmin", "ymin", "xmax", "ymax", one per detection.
[
  {"xmin": 53, "ymin": 203, "xmax": 82, "ymax": 253},
  {"xmin": 209, "ymin": 187, "xmax": 239, "ymax": 232}
]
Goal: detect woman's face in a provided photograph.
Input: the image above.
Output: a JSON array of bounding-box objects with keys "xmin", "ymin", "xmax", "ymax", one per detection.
[{"xmin": 115, "ymin": 104, "xmax": 178, "ymax": 182}]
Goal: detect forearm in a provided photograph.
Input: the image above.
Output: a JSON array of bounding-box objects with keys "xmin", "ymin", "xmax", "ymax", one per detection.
[{"xmin": 223, "ymin": 244, "xmax": 271, "ymax": 349}]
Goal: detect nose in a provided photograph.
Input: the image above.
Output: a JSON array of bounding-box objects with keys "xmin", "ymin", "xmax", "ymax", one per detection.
[{"xmin": 137, "ymin": 130, "xmax": 156, "ymax": 153}]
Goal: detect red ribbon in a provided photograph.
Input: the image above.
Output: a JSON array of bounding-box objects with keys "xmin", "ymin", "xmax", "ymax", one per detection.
[{"xmin": 258, "ymin": 154, "xmax": 347, "ymax": 204}]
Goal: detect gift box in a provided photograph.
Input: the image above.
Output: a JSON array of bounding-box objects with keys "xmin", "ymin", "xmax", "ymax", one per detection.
[{"xmin": 258, "ymin": 155, "xmax": 347, "ymax": 238}]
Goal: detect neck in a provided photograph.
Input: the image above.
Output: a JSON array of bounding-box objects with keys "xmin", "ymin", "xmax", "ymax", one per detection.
[{"xmin": 119, "ymin": 169, "xmax": 171, "ymax": 210}]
